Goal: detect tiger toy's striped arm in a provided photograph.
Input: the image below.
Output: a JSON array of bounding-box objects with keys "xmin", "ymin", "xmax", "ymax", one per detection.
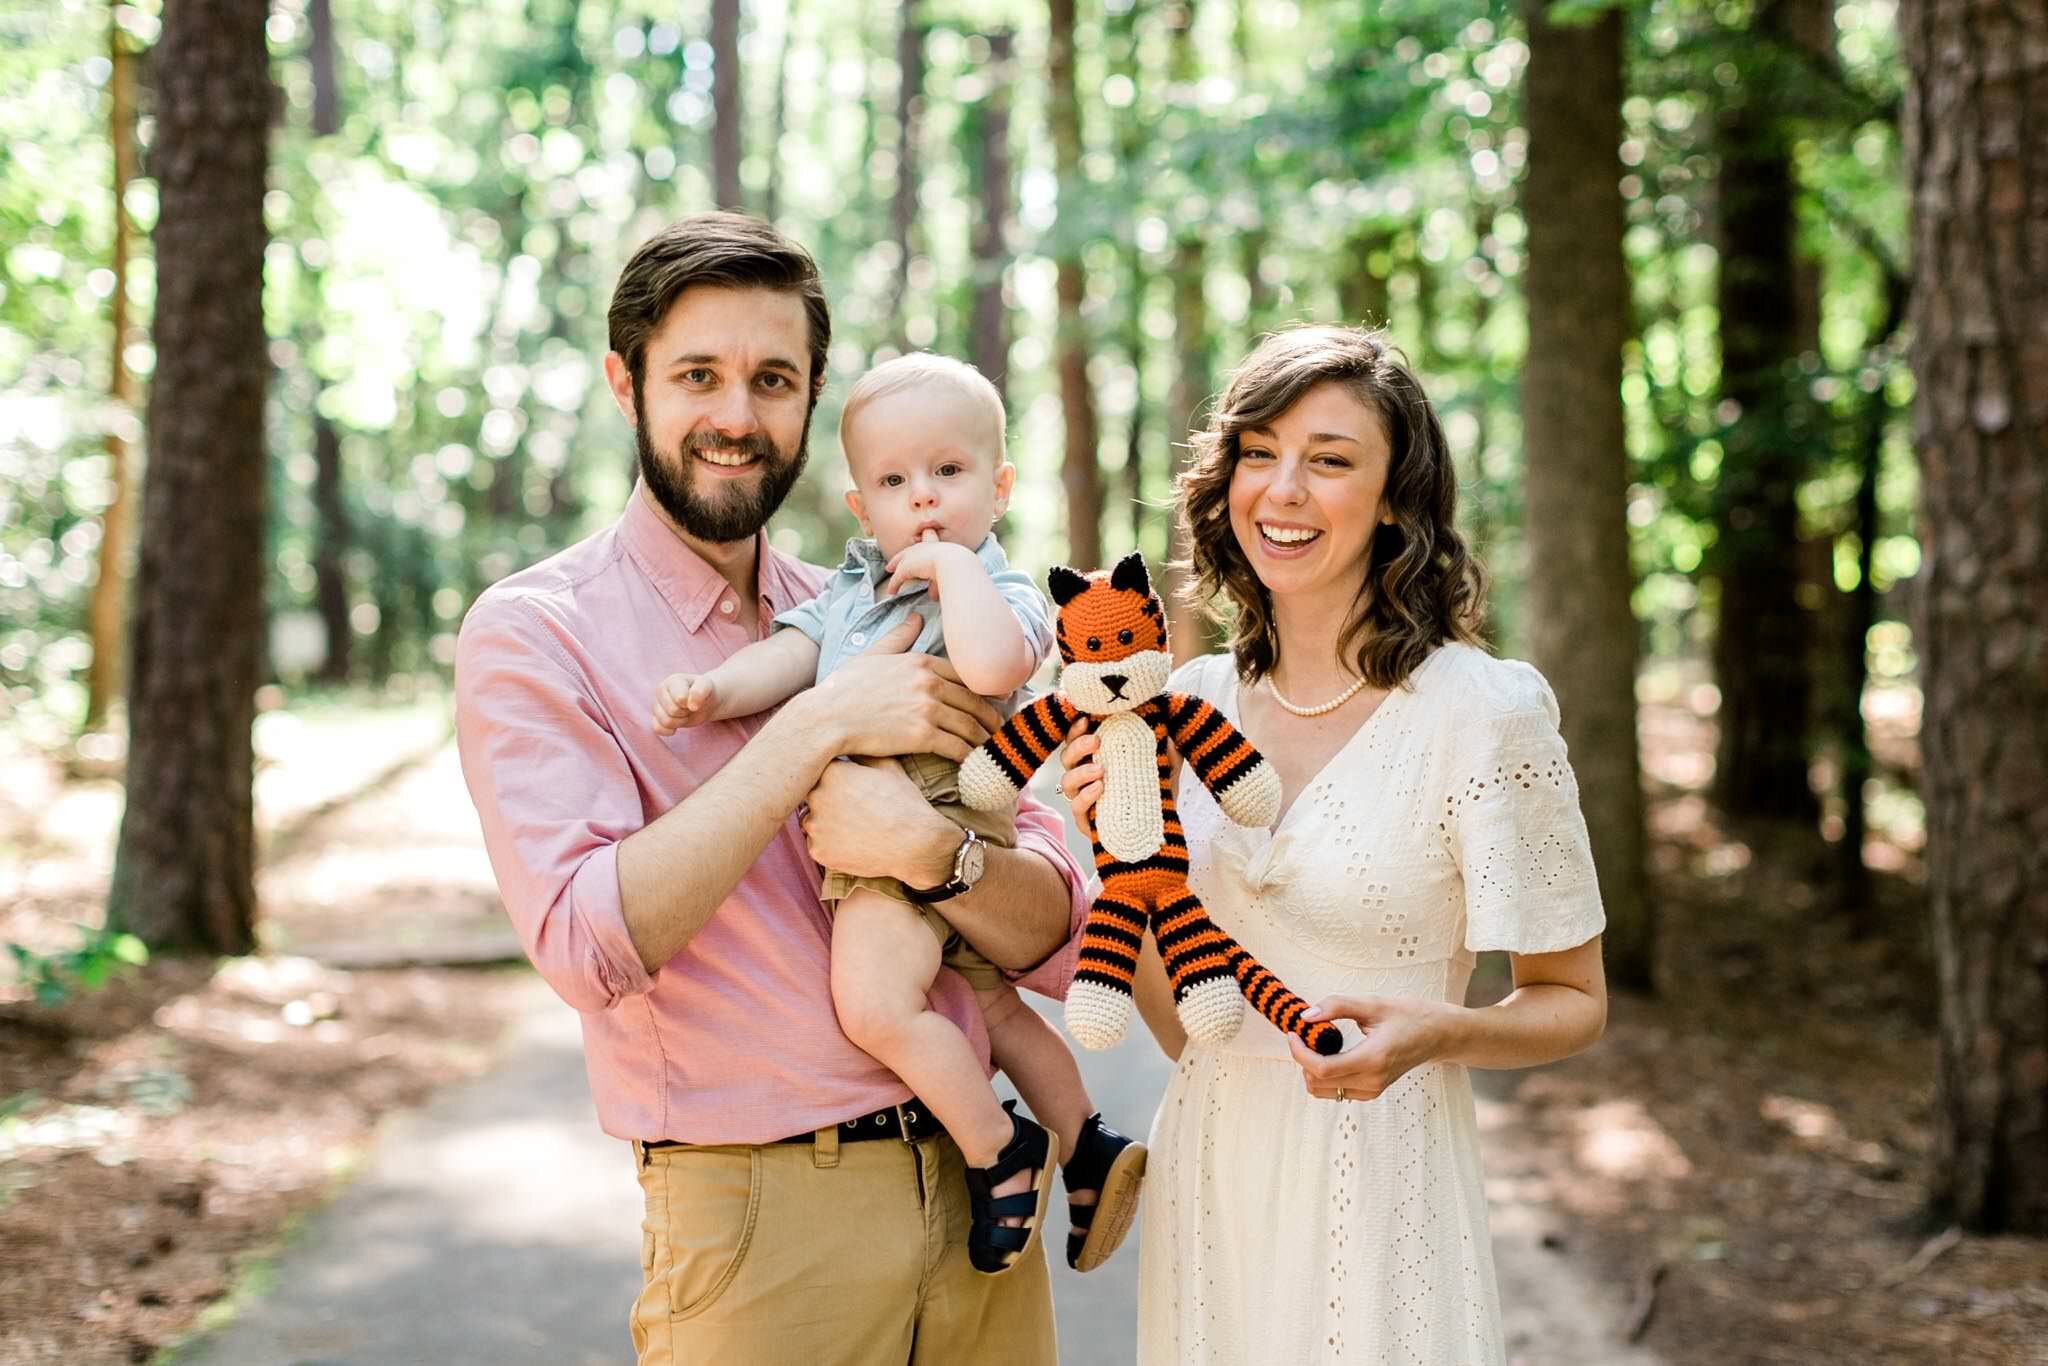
[
  {"xmin": 1161, "ymin": 693, "xmax": 1282, "ymax": 829},
  {"xmin": 958, "ymin": 692, "xmax": 1086, "ymax": 811}
]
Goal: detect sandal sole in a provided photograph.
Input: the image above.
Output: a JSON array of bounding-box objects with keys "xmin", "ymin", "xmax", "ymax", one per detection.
[
  {"xmin": 1071, "ymin": 1141, "xmax": 1148, "ymax": 1273},
  {"xmin": 983, "ymin": 1125, "xmax": 1061, "ymax": 1277}
]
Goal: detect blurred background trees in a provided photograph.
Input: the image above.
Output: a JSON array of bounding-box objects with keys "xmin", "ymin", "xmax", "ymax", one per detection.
[{"xmin": 7, "ymin": 0, "xmax": 2041, "ymax": 1234}]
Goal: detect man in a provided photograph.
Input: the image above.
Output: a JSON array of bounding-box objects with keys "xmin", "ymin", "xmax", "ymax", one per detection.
[{"xmin": 454, "ymin": 212, "xmax": 1088, "ymax": 1365}]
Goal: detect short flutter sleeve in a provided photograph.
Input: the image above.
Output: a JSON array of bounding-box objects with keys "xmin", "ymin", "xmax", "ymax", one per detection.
[{"xmin": 1444, "ymin": 659, "xmax": 1606, "ymax": 955}]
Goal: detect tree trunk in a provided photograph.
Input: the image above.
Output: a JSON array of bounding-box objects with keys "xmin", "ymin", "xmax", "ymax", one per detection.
[
  {"xmin": 1113, "ymin": 0, "xmax": 1150, "ymax": 553},
  {"xmin": 1901, "ymin": 0, "xmax": 2048, "ymax": 1236},
  {"xmin": 711, "ymin": 0, "xmax": 744, "ymax": 210},
  {"xmin": 886, "ymin": 0, "xmax": 924, "ymax": 347},
  {"xmin": 1162, "ymin": 1, "xmax": 1208, "ymax": 657},
  {"xmin": 311, "ymin": 413, "xmax": 351, "ymax": 684},
  {"xmin": 764, "ymin": 0, "xmax": 794, "ymax": 223},
  {"xmin": 1709, "ymin": 0, "xmax": 1828, "ymax": 824},
  {"xmin": 1049, "ymin": 0, "xmax": 1102, "ymax": 568},
  {"xmin": 1340, "ymin": 226, "xmax": 1393, "ymax": 327},
  {"xmin": 308, "ymin": 0, "xmax": 339, "ymax": 136},
  {"xmin": 108, "ymin": 0, "xmax": 271, "ymax": 955},
  {"xmin": 968, "ymin": 28, "xmax": 1015, "ymax": 401},
  {"xmin": 1519, "ymin": 0, "xmax": 1652, "ymax": 992},
  {"xmin": 85, "ymin": 8, "xmax": 141, "ymax": 731}
]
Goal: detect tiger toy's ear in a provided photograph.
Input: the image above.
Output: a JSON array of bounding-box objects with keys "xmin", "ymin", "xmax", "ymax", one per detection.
[
  {"xmin": 1109, "ymin": 551, "xmax": 1152, "ymax": 597},
  {"xmin": 1048, "ymin": 565, "xmax": 1090, "ymax": 606}
]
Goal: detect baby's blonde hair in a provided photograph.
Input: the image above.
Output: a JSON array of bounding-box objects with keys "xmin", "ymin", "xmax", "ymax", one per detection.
[{"xmin": 838, "ymin": 352, "xmax": 1009, "ymax": 477}]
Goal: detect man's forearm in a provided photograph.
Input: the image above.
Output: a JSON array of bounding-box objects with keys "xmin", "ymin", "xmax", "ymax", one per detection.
[
  {"xmin": 616, "ymin": 694, "xmax": 840, "ymax": 971},
  {"xmin": 937, "ymin": 843, "xmax": 1073, "ymax": 973}
]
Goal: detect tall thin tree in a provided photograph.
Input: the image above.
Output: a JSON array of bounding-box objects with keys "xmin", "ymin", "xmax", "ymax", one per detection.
[
  {"xmin": 967, "ymin": 28, "xmax": 1016, "ymax": 402},
  {"xmin": 1164, "ymin": 0, "xmax": 1208, "ymax": 659},
  {"xmin": 1901, "ymin": 0, "xmax": 2048, "ymax": 1236},
  {"xmin": 1518, "ymin": 0, "xmax": 1652, "ymax": 991},
  {"xmin": 84, "ymin": 5, "xmax": 141, "ymax": 730},
  {"xmin": 711, "ymin": 0, "xmax": 744, "ymax": 209},
  {"xmin": 107, "ymin": 0, "xmax": 272, "ymax": 953},
  {"xmin": 885, "ymin": 0, "xmax": 925, "ymax": 346},
  {"xmin": 1049, "ymin": 0, "xmax": 1103, "ymax": 567}
]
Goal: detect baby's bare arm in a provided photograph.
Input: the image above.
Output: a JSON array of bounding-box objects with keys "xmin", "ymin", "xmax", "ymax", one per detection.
[
  {"xmin": 928, "ymin": 551, "xmax": 1038, "ymax": 696},
  {"xmin": 694, "ymin": 628, "xmax": 823, "ymax": 720}
]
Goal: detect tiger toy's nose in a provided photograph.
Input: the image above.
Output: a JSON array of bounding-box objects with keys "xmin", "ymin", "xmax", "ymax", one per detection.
[{"xmin": 1102, "ymin": 674, "xmax": 1129, "ymax": 698}]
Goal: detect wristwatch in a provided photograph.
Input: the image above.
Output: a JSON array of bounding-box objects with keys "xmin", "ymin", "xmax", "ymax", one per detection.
[{"xmin": 902, "ymin": 828, "xmax": 987, "ymax": 904}]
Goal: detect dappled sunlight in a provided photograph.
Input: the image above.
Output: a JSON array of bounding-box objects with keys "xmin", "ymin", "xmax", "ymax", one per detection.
[{"xmin": 1573, "ymin": 1099, "xmax": 1694, "ymax": 1182}]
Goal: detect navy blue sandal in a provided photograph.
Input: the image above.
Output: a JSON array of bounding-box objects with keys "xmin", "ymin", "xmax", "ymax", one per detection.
[
  {"xmin": 964, "ymin": 1101, "xmax": 1057, "ymax": 1275},
  {"xmin": 1063, "ymin": 1113, "xmax": 1148, "ymax": 1272}
]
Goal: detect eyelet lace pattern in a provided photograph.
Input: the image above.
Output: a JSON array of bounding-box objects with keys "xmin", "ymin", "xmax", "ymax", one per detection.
[{"xmin": 1136, "ymin": 646, "xmax": 1604, "ymax": 1365}]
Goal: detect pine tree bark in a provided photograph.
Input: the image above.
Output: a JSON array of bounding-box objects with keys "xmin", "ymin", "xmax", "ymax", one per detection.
[
  {"xmin": 764, "ymin": 0, "xmax": 795, "ymax": 223},
  {"xmin": 1901, "ymin": 0, "xmax": 2048, "ymax": 1236},
  {"xmin": 968, "ymin": 28, "xmax": 1015, "ymax": 401},
  {"xmin": 711, "ymin": 0, "xmax": 744, "ymax": 210},
  {"xmin": 108, "ymin": 0, "xmax": 271, "ymax": 955},
  {"xmin": 1709, "ymin": 0, "xmax": 1829, "ymax": 824},
  {"xmin": 85, "ymin": 9, "xmax": 141, "ymax": 731},
  {"xmin": 886, "ymin": 0, "xmax": 924, "ymax": 347},
  {"xmin": 1049, "ymin": 0, "xmax": 1102, "ymax": 568},
  {"xmin": 311, "ymin": 414, "xmax": 351, "ymax": 684},
  {"xmin": 1519, "ymin": 0, "xmax": 1652, "ymax": 991}
]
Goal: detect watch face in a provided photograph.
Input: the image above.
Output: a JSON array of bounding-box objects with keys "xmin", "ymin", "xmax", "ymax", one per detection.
[{"xmin": 958, "ymin": 838, "xmax": 986, "ymax": 886}]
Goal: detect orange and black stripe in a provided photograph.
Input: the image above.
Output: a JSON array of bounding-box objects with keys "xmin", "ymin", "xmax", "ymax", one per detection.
[{"xmin": 979, "ymin": 692, "xmax": 1084, "ymax": 792}]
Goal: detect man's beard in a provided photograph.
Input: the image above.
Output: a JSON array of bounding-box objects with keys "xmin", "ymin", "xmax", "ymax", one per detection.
[{"xmin": 636, "ymin": 405, "xmax": 811, "ymax": 545}]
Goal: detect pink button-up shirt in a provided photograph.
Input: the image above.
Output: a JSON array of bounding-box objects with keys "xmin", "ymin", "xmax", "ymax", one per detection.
[{"xmin": 454, "ymin": 491, "xmax": 1089, "ymax": 1144}]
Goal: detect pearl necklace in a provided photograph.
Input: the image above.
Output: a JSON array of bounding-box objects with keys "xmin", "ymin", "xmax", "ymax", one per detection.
[{"xmin": 1264, "ymin": 673, "xmax": 1367, "ymax": 717}]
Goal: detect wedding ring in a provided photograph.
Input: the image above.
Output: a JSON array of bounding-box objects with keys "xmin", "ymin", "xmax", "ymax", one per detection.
[{"xmin": 1335, "ymin": 1087, "xmax": 1347, "ymax": 1102}]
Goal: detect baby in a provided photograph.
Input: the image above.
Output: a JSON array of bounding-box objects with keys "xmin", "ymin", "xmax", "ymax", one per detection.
[{"xmin": 651, "ymin": 353, "xmax": 1145, "ymax": 1276}]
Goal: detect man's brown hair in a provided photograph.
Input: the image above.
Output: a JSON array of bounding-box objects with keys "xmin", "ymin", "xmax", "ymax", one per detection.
[{"xmin": 607, "ymin": 211, "xmax": 831, "ymax": 393}]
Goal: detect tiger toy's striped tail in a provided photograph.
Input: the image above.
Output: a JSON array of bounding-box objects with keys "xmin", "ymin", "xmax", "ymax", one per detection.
[{"xmin": 958, "ymin": 553, "xmax": 1341, "ymax": 1059}]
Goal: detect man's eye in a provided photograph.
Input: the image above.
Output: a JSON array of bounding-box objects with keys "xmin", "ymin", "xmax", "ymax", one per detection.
[
  {"xmin": 758, "ymin": 373, "xmax": 789, "ymax": 390},
  {"xmin": 683, "ymin": 369, "xmax": 713, "ymax": 384}
]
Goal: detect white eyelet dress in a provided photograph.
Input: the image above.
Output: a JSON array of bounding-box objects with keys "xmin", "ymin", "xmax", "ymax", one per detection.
[{"xmin": 1136, "ymin": 645, "xmax": 1607, "ymax": 1365}]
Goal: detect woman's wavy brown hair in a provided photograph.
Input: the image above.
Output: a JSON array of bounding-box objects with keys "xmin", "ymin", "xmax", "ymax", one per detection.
[{"xmin": 1176, "ymin": 324, "xmax": 1487, "ymax": 691}]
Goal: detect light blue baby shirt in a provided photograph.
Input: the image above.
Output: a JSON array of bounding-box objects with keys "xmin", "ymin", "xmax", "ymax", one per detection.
[{"xmin": 772, "ymin": 534, "xmax": 1054, "ymax": 714}]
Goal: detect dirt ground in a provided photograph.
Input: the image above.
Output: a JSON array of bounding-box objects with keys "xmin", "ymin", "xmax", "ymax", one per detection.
[{"xmin": 3, "ymin": 687, "xmax": 2045, "ymax": 1364}]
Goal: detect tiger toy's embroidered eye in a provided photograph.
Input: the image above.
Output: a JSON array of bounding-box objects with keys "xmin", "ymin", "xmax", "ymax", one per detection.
[
  {"xmin": 1118, "ymin": 629, "xmax": 1134, "ymax": 645},
  {"xmin": 1086, "ymin": 637, "xmax": 1101, "ymax": 651}
]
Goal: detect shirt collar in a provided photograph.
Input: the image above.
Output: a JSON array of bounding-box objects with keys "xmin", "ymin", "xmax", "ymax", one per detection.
[{"xmin": 619, "ymin": 485, "xmax": 810, "ymax": 632}]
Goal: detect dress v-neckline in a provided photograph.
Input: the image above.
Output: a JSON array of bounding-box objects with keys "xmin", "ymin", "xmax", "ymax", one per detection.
[{"xmin": 1222, "ymin": 648, "xmax": 1441, "ymax": 833}]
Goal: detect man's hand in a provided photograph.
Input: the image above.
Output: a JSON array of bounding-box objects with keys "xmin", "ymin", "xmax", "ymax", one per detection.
[
  {"xmin": 800, "ymin": 757, "xmax": 958, "ymax": 888},
  {"xmin": 793, "ymin": 615, "xmax": 1003, "ymax": 763},
  {"xmin": 653, "ymin": 672, "xmax": 719, "ymax": 735}
]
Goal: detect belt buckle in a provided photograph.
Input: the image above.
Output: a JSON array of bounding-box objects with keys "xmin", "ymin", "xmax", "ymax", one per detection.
[{"xmin": 893, "ymin": 1102, "xmax": 921, "ymax": 1144}]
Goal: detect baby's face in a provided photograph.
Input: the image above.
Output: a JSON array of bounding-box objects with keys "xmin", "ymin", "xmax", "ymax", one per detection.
[{"xmin": 842, "ymin": 387, "xmax": 1014, "ymax": 559}]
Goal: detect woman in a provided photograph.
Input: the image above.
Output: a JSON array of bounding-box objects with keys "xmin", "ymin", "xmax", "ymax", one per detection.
[{"xmin": 1062, "ymin": 325, "xmax": 1608, "ymax": 1363}]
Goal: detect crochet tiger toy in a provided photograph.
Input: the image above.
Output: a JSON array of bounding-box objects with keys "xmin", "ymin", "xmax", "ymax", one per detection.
[{"xmin": 959, "ymin": 552, "xmax": 1341, "ymax": 1057}]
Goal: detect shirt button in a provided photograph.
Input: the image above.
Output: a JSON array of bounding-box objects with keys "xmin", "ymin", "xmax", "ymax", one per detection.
[
  {"xmin": 719, "ymin": 599, "xmax": 735, "ymax": 616},
  {"xmin": 849, "ymin": 632, "xmax": 866, "ymax": 646}
]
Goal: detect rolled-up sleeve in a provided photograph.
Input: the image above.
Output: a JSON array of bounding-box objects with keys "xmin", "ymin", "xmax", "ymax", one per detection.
[
  {"xmin": 1006, "ymin": 791, "xmax": 1091, "ymax": 1000},
  {"xmin": 454, "ymin": 597, "xmax": 659, "ymax": 1013}
]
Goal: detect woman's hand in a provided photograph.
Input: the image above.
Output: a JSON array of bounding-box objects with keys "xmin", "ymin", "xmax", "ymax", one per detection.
[
  {"xmin": 1285, "ymin": 995, "xmax": 1460, "ymax": 1102},
  {"xmin": 1055, "ymin": 717, "xmax": 1102, "ymax": 841}
]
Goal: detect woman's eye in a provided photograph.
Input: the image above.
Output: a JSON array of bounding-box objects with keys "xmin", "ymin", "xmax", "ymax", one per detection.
[
  {"xmin": 1086, "ymin": 637, "xmax": 1101, "ymax": 651},
  {"xmin": 1117, "ymin": 629, "xmax": 1134, "ymax": 645},
  {"xmin": 1239, "ymin": 447, "xmax": 1273, "ymax": 460}
]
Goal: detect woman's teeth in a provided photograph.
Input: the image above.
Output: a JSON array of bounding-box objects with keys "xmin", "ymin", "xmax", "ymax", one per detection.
[
  {"xmin": 698, "ymin": 448, "xmax": 755, "ymax": 467},
  {"xmin": 1259, "ymin": 524, "xmax": 1321, "ymax": 546}
]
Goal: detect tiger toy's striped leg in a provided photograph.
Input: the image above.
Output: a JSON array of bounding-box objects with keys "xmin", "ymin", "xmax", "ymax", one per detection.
[
  {"xmin": 1063, "ymin": 880, "xmax": 1149, "ymax": 1051},
  {"xmin": 1152, "ymin": 891, "xmax": 1343, "ymax": 1056}
]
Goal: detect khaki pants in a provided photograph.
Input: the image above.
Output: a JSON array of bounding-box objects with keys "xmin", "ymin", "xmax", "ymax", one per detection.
[{"xmin": 629, "ymin": 1125, "xmax": 1058, "ymax": 1365}]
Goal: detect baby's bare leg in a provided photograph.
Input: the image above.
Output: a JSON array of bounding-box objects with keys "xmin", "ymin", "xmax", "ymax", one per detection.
[
  {"xmin": 980, "ymin": 983, "xmax": 1094, "ymax": 1167},
  {"xmin": 830, "ymin": 889, "xmax": 1014, "ymax": 1166}
]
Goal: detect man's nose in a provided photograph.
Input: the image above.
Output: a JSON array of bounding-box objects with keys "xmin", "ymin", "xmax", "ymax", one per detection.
[{"xmin": 708, "ymin": 385, "xmax": 760, "ymax": 438}]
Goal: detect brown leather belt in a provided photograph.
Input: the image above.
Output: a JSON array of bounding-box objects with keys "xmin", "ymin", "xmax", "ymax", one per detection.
[{"xmin": 643, "ymin": 1098, "xmax": 945, "ymax": 1150}]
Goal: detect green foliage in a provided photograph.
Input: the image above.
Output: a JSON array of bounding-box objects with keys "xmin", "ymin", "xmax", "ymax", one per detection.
[{"xmin": 5, "ymin": 923, "xmax": 149, "ymax": 1007}]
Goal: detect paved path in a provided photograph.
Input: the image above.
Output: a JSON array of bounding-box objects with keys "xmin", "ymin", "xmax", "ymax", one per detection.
[{"xmin": 180, "ymin": 742, "xmax": 1657, "ymax": 1364}]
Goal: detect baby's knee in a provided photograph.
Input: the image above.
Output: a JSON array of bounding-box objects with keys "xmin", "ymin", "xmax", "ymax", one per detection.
[{"xmin": 833, "ymin": 976, "xmax": 910, "ymax": 1054}]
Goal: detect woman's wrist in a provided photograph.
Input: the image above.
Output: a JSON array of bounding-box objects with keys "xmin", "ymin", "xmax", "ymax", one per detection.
[{"xmin": 1425, "ymin": 999, "xmax": 1473, "ymax": 1065}]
